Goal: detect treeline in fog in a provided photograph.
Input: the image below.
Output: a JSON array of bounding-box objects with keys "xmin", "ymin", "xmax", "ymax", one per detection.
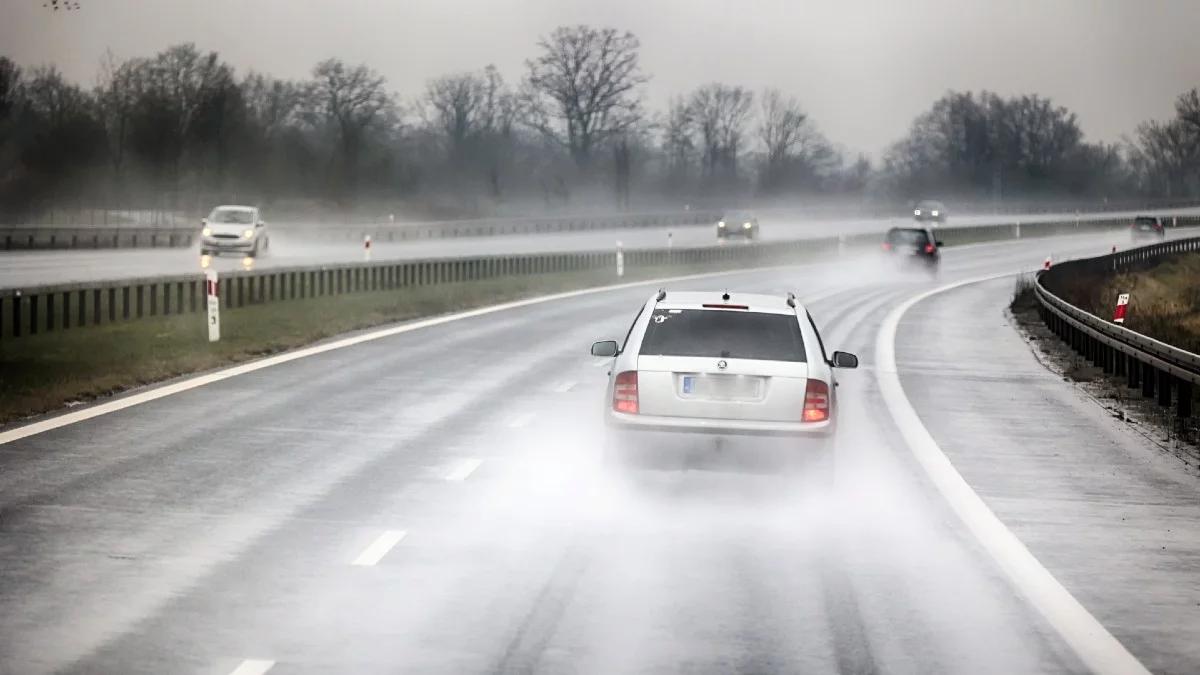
[{"xmin": 1, "ymin": 26, "xmax": 1199, "ymax": 221}]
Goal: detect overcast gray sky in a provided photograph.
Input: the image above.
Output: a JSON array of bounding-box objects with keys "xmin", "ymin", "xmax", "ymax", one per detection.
[{"xmin": 4, "ymin": 0, "xmax": 1198, "ymax": 157}]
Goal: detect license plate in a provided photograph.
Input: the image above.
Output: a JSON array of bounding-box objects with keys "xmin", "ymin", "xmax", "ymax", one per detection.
[{"xmin": 681, "ymin": 375, "xmax": 762, "ymax": 400}]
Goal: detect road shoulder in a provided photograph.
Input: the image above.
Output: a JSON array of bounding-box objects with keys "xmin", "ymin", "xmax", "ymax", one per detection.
[{"xmin": 896, "ymin": 276, "xmax": 1200, "ymax": 675}]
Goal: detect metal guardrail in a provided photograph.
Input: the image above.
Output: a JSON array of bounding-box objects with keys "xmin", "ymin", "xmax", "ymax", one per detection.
[
  {"xmin": 0, "ymin": 211, "xmax": 722, "ymax": 251},
  {"xmin": 3, "ymin": 211, "xmax": 1198, "ymax": 342},
  {"xmin": 1034, "ymin": 236, "xmax": 1200, "ymax": 419},
  {"xmin": 0, "ymin": 238, "xmax": 845, "ymax": 340}
]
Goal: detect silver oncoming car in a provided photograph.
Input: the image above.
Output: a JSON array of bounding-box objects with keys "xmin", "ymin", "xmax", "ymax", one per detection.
[
  {"xmin": 200, "ymin": 205, "xmax": 270, "ymax": 257},
  {"xmin": 591, "ymin": 291, "xmax": 857, "ymax": 473}
]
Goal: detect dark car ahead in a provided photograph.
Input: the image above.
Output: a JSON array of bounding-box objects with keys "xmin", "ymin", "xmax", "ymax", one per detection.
[
  {"xmin": 883, "ymin": 226, "xmax": 941, "ymax": 276},
  {"xmin": 912, "ymin": 200, "xmax": 947, "ymax": 224},
  {"xmin": 1130, "ymin": 215, "xmax": 1166, "ymax": 241}
]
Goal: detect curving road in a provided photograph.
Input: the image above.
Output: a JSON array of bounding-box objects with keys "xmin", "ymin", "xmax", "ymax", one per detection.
[
  {"xmin": 4, "ymin": 207, "xmax": 1199, "ymax": 288},
  {"xmin": 1, "ymin": 231, "xmax": 1198, "ymax": 674}
]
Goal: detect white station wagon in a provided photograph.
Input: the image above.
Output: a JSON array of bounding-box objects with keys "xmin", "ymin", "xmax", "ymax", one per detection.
[{"xmin": 591, "ymin": 290, "xmax": 857, "ymax": 475}]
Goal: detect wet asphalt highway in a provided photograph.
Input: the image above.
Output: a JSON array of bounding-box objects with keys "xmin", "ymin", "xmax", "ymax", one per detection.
[
  {"xmin": 5, "ymin": 207, "xmax": 1199, "ymax": 288},
  {"xmin": 1, "ymin": 230, "xmax": 1199, "ymax": 674}
]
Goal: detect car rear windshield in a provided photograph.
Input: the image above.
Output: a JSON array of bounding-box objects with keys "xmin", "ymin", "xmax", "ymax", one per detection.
[
  {"xmin": 210, "ymin": 209, "xmax": 254, "ymax": 224},
  {"xmin": 1134, "ymin": 217, "xmax": 1158, "ymax": 226},
  {"xmin": 887, "ymin": 228, "xmax": 931, "ymax": 245},
  {"xmin": 639, "ymin": 309, "xmax": 806, "ymax": 362}
]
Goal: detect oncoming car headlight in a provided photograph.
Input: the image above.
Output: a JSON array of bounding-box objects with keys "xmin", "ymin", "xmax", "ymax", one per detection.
[
  {"xmin": 242, "ymin": 229, "xmax": 254, "ymax": 239},
  {"xmin": 914, "ymin": 209, "xmax": 921, "ymax": 216},
  {"xmin": 931, "ymin": 210, "xmax": 940, "ymax": 217},
  {"xmin": 743, "ymin": 222, "xmax": 752, "ymax": 229},
  {"xmin": 202, "ymin": 227, "xmax": 212, "ymax": 236},
  {"xmin": 718, "ymin": 221, "xmax": 726, "ymax": 228}
]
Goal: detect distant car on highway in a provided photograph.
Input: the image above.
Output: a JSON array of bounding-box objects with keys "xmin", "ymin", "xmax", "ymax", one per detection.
[
  {"xmin": 717, "ymin": 211, "xmax": 759, "ymax": 240},
  {"xmin": 200, "ymin": 205, "xmax": 270, "ymax": 257},
  {"xmin": 1130, "ymin": 215, "xmax": 1166, "ymax": 241},
  {"xmin": 883, "ymin": 226, "xmax": 942, "ymax": 276},
  {"xmin": 912, "ymin": 200, "xmax": 947, "ymax": 224},
  {"xmin": 591, "ymin": 290, "xmax": 857, "ymax": 477}
]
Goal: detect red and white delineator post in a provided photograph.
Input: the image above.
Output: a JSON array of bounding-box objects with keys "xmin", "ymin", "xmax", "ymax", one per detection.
[
  {"xmin": 1113, "ymin": 293, "xmax": 1130, "ymax": 324},
  {"xmin": 364, "ymin": 234, "xmax": 372, "ymax": 261},
  {"xmin": 1043, "ymin": 255, "xmax": 1052, "ymax": 271},
  {"xmin": 616, "ymin": 240, "xmax": 625, "ymax": 278},
  {"xmin": 205, "ymin": 269, "xmax": 220, "ymax": 342}
]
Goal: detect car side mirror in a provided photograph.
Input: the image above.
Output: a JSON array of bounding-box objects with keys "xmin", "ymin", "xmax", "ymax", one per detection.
[
  {"xmin": 831, "ymin": 351, "xmax": 858, "ymax": 369},
  {"xmin": 256, "ymin": 221, "xmax": 265, "ymax": 228},
  {"xmin": 200, "ymin": 218, "xmax": 208, "ymax": 226},
  {"xmin": 935, "ymin": 240, "xmax": 944, "ymax": 247},
  {"xmin": 591, "ymin": 340, "xmax": 619, "ymax": 357}
]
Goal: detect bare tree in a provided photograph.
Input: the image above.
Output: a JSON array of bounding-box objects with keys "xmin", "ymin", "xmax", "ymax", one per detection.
[
  {"xmin": 0, "ymin": 56, "xmax": 21, "ymax": 123},
  {"xmin": 661, "ymin": 96, "xmax": 695, "ymax": 179},
  {"xmin": 94, "ymin": 50, "xmax": 141, "ymax": 179},
  {"xmin": 690, "ymin": 83, "xmax": 754, "ymax": 179},
  {"xmin": 759, "ymin": 88, "xmax": 810, "ymax": 167},
  {"xmin": 758, "ymin": 88, "xmax": 837, "ymax": 193},
  {"xmin": 1176, "ymin": 88, "xmax": 1200, "ymax": 134},
  {"xmin": 305, "ymin": 59, "xmax": 395, "ymax": 197},
  {"xmin": 241, "ymin": 72, "xmax": 301, "ymax": 141},
  {"xmin": 523, "ymin": 25, "xmax": 647, "ymax": 169},
  {"xmin": 423, "ymin": 71, "xmax": 486, "ymax": 162}
]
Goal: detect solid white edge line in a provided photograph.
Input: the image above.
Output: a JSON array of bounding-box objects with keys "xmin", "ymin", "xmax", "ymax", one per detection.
[
  {"xmin": 228, "ymin": 658, "xmax": 275, "ymax": 675},
  {"xmin": 444, "ymin": 458, "xmax": 483, "ymax": 482},
  {"xmin": 875, "ymin": 272, "xmax": 1150, "ymax": 675},
  {"xmin": 0, "ymin": 265, "xmax": 794, "ymax": 447},
  {"xmin": 351, "ymin": 530, "xmax": 408, "ymax": 566}
]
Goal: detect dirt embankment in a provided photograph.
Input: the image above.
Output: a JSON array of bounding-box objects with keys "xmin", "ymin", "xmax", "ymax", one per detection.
[{"xmin": 1045, "ymin": 252, "xmax": 1200, "ymax": 353}]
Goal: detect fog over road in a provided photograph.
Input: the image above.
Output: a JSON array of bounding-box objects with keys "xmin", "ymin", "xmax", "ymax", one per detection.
[
  {"xmin": 5, "ymin": 208, "xmax": 1199, "ymax": 288},
  {"xmin": 1, "ymin": 231, "xmax": 1199, "ymax": 674}
]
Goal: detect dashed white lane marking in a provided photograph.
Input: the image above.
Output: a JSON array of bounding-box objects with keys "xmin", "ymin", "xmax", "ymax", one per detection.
[
  {"xmin": 875, "ymin": 272, "xmax": 1150, "ymax": 675},
  {"xmin": 0, "ymin": 266, "xmax": 801, "ymax": 446},
  {"xmin": 228, "ymin": 659, "xmax": 275, "ymax": 675},
  {"xmin": 508, "ymin": 413, "xmax": 536, "ymax": 429},
  {"xmin": 551, "ymin": 380, "xmax": 576, "ymax": 393},
  {"xmin": 443, "ymin": 458, "xmax": 483, "ymax": 481},
  {"xmin": 351, "ymin": 530, "xmax": 408, "ymax": 566}
]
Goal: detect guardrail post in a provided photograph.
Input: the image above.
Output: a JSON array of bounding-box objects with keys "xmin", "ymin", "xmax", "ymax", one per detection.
[
  {"xmin": 1142, "ymin": 365, "xmax": 1156, "ymax": 399},
  {"xmin": 1179, "ymin": 382, "xmax": 1194, "ymax": 419},
  {"xmin": 1158, "ymin": 371, "xmax": 1173, "ymax": 408},
  {"xmin": 1114, "ymin": 351, "xmax": 1125, "ymax": 377},
  {"xmin": 12, "ymin": 292, "xmax": 22, "ymax": 337}
]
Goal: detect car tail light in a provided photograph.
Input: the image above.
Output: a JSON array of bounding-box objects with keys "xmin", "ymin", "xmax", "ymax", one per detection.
[
  {"xmin": 924, "ymin": 243, "xmax": 935, "ymax": 253},
  {"xmin": 803, "ymin": 379, "xmax": 829, "ymax": 423},
  {"xmin": 881, "ymin": 242, "xmax": 893, "ymax": 252},
  {"xmin": 613, "ymin": 370, "xmax": 639, "ymax": 414}
]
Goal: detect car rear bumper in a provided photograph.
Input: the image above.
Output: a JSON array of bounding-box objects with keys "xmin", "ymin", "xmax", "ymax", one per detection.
[
  {"xmin": 606, "ymin": 413, "xmax": 832, "ymax": 469},
  {"xmin": 607, "ymin": 411, "xmax": 832, "ymax": 438}
]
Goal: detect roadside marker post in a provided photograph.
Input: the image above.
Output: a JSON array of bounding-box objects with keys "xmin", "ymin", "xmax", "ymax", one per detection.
[
  {"xmin": 364, "ymin": 234, "xmax": 372, "ymax": 261},
  {"xmin": 1043, "ymin": 255, "xmax": 1052, "ymax": 271},
  {"xmin": 205, "ymin": 269, "xmax": 220, "ymax": 342},
  {"xmin": 1113, "ymin": 293, "xmax": 1129, "ymax": 324},
  {"xmin": 616, "ymin": 241, "xmax": 625, "ymax": 278}
]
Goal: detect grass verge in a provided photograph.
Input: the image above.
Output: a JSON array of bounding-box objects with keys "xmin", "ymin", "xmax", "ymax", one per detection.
[
  {"xmin": 0, "ymin": 262, "xmax": 752, "ymax": 426},
  {"xmin": 1045, "ymin": 252, "xmax": 1200, "ymax": 353}
]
